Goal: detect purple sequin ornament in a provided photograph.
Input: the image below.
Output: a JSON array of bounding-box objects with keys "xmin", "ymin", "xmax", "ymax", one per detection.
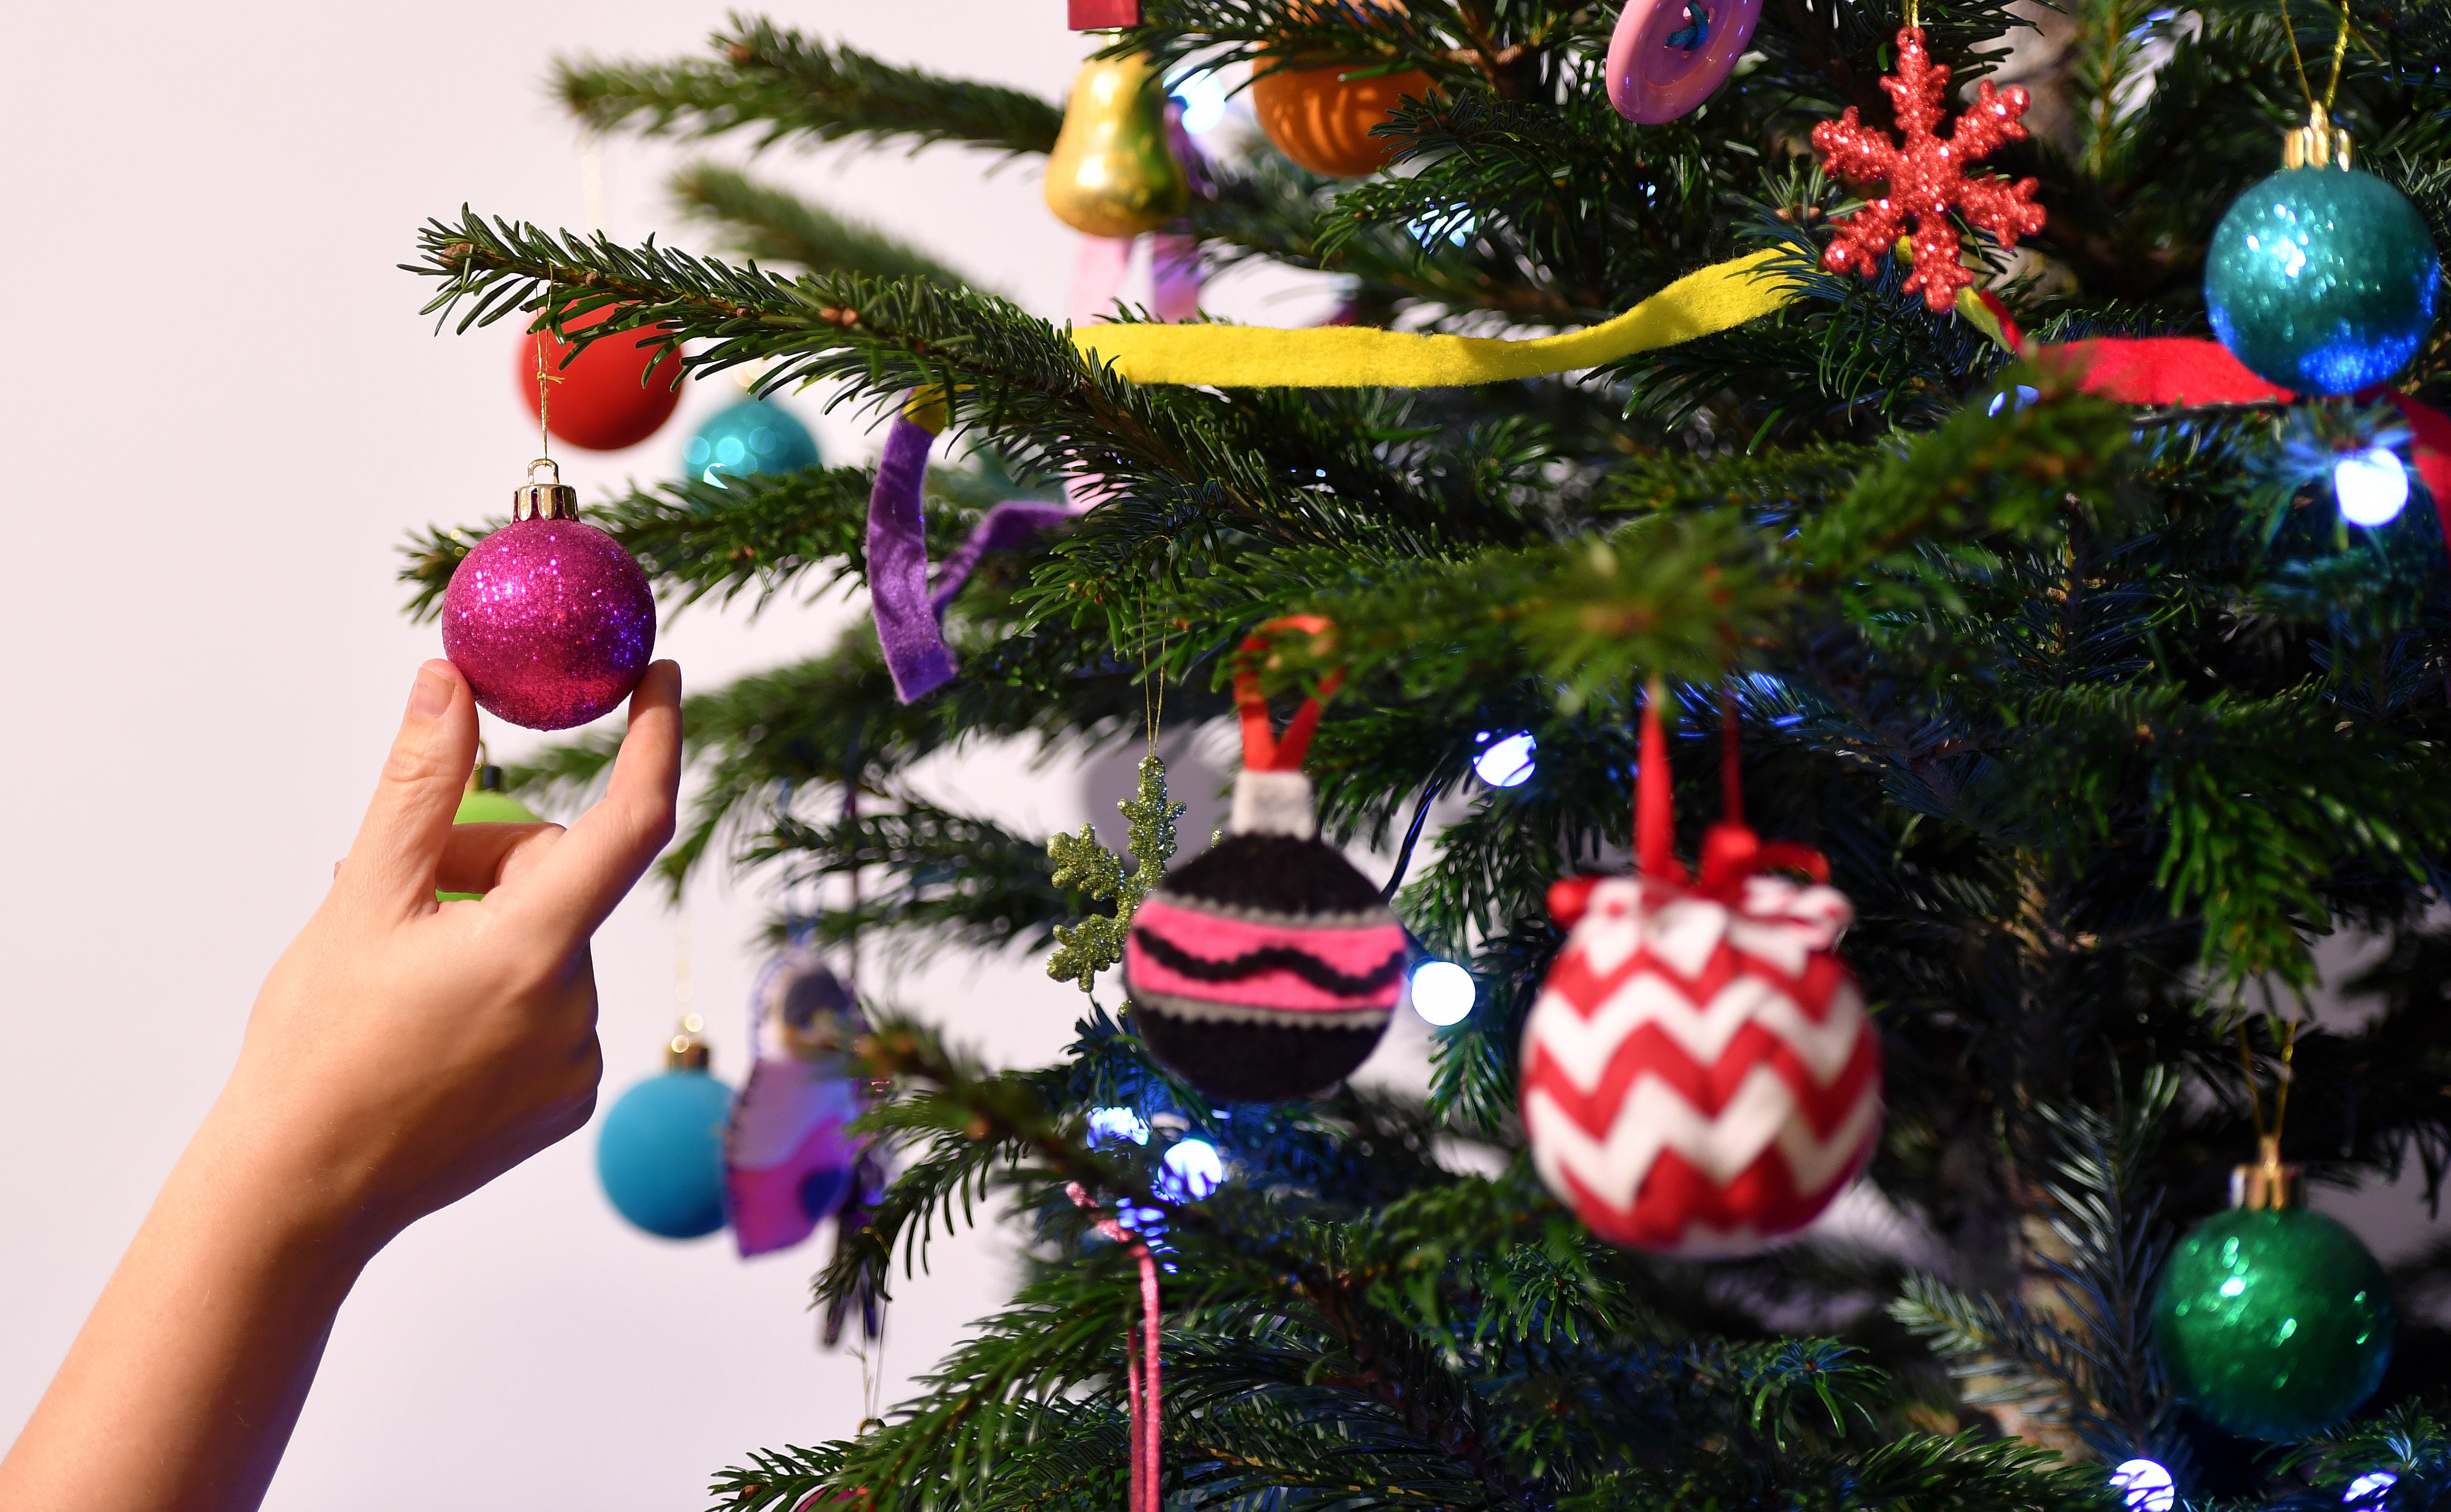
[{"xmin": 442, "ymin": 462, "xmax": 656, "ymax": 731}]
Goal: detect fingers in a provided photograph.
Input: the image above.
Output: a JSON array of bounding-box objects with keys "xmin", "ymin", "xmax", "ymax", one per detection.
[
  {"xmin": 434, "ymin": 822, "xmax": 564, "ymax": 897},
  {"xmin": 339, "ymin": 662, "xmax": 479, "ymax": 913},
  {"xmin": 500, "ymin": 661, "xmax": 683, "ymax": 939}
]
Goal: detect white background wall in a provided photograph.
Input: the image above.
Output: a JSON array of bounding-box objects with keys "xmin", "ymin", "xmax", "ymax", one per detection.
[
  {"xmin": 0, "ymin": 3, "xmax": 1324, "ymax": 1508},
  {"xmin": 0, "ymin": 4, "xmax": 2440, "ymax": 1510}
]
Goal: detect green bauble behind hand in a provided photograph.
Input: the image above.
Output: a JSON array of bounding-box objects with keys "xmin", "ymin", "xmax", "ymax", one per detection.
[
  {"xmin": 453, "ymin": 790, "xmax": 541, "ymax": 825},
  {"xmin": 2153, "ymin": 1206, "xmax": 2395, "ymax": 1440},
  {"xmin": 440, "ymin": 766, "xmax": 543, "ymax": 901}
]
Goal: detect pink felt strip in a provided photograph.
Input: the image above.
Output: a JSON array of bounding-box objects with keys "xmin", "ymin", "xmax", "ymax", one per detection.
[
  {"xmin": 1123, "ymin": 935, "xmax": 1407, "ymax": 1014},
  {"xmin": 1129, "ymin": 897, "xmax": 1408, "ymax": 977}
]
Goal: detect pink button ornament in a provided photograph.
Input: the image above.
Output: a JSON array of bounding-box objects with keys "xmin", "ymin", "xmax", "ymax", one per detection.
[{"xmin": 1606, "ymin": 0, "xmax": 1762, "ymax": 124}]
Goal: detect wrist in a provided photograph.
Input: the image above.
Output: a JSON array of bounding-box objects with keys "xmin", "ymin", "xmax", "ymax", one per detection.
[{"xmin": 176, "ymin": 1085, "xmax": 398, "ymax": 1283}]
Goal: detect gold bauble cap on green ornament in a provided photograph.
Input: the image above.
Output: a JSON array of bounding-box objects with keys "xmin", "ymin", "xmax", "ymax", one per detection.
[{"xmin": 454, "ymin": 762, "xmax": 541, "ymax": 825}]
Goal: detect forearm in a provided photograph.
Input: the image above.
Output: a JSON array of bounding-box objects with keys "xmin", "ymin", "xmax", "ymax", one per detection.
[
  {"xmin": 0, "ymin": 1100, "xmax": 375, "ymax": 1512},
  {"xmin": 0, "ymin": 660, "xmax": 679, "ymax": 1512}
]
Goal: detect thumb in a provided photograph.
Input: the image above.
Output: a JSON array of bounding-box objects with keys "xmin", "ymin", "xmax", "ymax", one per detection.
[{"xmin": 338, "ymin": 660, "xmax": 478, "ymax": 911}]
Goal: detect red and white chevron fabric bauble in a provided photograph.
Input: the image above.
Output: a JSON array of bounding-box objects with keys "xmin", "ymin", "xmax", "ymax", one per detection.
[{"xmin": 1520, "ymin": 873, "xmax": 1882, "ymax": 1256}]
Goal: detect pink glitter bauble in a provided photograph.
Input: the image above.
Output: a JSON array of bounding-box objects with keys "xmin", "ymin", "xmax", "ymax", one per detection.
[{"xmin": 441, "ymin": 517, "xmax": 656, "ymax": 730}]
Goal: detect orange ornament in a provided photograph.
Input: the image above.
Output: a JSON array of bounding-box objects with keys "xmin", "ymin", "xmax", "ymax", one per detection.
[{"xmin": 1251, "ymin": 2, "xmax": 1433, "ymax": 178}]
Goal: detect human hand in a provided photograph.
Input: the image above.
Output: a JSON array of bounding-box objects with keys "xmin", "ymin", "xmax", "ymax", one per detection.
[
  {"xmin": 0, "ymin": 657, "xmax": 683, "ymax": 1512},
  {"xmin": 211, "ymin": 656, "xmax": 683, "ymax": 1256}
]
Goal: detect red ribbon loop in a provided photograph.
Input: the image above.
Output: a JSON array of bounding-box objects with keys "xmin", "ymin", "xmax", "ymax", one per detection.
[
  {"xmin": 1696, "ymin": 822, "xmax": 1831, "ymax": 902},
  {"xmin": 1066, "ymin": 1181, "xmax": 1163, "ymax": 1512},
  {"xmin": 1234, "ymin": 615, "xmax": 1344, "ymax": 773},
  {"xmin": 1630, "ymin": 682, "xmax": 1832, "ymax": 905}
]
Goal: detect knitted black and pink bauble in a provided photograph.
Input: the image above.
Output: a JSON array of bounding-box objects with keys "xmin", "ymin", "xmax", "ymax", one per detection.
[
  {"xmin": 1121, "ymin": 617, "xmax": 1407, "ymax": 1102},
  {"xmin": 1126, "ymin": 774, "xmax": 1407, "ymax": 1101}
]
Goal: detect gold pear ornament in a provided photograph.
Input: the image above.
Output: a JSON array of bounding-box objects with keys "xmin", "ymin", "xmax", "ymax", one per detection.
[{"xmin": 1044, "ymin": 49, "xmax": 1190, "ymax": 238}]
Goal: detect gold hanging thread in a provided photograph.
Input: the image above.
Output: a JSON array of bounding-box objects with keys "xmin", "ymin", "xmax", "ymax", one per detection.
[{"xmin": 2230, "ymin": 1019, "xmax": 2302, "ymax": 1211}]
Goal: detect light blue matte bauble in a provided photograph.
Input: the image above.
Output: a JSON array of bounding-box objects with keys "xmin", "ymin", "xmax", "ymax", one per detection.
[
  {"xmin": 2205, "ymin": 166, "xmax": 2439, "ymax": 395},
  {"xmin": 596, "ymin": 1068, "xmax": 734, "ymax": 1239},
  {"xmin": 683, "ymin": 398, "xmax": 822, "ymax": 484}
]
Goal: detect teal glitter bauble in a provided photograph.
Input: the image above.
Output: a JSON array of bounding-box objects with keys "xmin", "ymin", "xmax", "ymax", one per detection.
[
  {"xmin": 596, "ymin": 1068, "xmax": 734, "ymax": 1239},
  {"xmin": 2152, "ymin": 1207, "xmax": 2395, "ymax": 1440},
  {"xmin": 2205, "ymin": 166, "xmax": 2439, "ymax": 395},
  {"xmin": 683, "ymin": 397, "xmax": 821, "ymax": 484}
]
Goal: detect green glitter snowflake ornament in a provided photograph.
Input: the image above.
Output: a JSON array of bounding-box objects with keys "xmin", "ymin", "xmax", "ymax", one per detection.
[{"xmin": 1045, "ymin": 754, "xmax": 1183, "ymax": 993}]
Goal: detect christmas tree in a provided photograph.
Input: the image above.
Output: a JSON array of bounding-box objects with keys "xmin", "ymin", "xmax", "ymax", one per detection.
[{"xmin": 403, "ymin": 1, "xmax": 2451, "ymax": 1506}]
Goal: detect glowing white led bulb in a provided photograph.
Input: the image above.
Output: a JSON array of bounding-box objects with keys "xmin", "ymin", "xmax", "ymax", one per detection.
[
  {"xmin": 1161, "ymin": 1139, "xmax": 1223, "ymax": 1200},
  {"xmin": 2334, "ymin": 446, "xmax": 2410, "ymax": 527},
  {"xmin": 1473, "ymin": 732, "xmax": 1536, "ymax": 788},
  {"xmin": 1409, "ymin": 960, "xmax": 1477, "ymax": 1026},
  {"xmin": 1168, "ymin": 69, "xmax": 1230, "ymax": 135},
  {"xmin": 2110, "ymin": 1459, "xmax": 2175, "ymax": 1512}
]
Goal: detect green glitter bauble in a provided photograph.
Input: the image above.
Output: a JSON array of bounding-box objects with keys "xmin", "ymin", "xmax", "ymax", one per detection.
[
  {"xmin": 439, "ymin": 788, "xmax": 543, "ymax": 900},
  {"xmin": 2152, "ymin": 1207, "xmax": 2395, "ymax": 1440},
  {"xmin": 2205, "ymin": 166, "xmax": 2439, "ymax": 396}
]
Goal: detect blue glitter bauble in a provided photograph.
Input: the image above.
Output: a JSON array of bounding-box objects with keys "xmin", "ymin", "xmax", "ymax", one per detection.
[
  {"xmin": 596, "ymin": 1068, "xmax": 734, "ymax": 1239},
  {"xmin": 2152, "ymin": 1207, "xmax": 2395, "ymax": 1440},
  {"xmin": 683, "ymin": 397, "xmax": 822, "ymax": 484},
  {"xmin": 2206, "ymin": 167, "xmax": 2439, "ymax": 395}
]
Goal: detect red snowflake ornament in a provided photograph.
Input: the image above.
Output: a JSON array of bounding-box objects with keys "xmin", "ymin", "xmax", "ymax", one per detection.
[{"xmin": 1810, "ymin": 28, "xmax": 2045, "ymax": 312}]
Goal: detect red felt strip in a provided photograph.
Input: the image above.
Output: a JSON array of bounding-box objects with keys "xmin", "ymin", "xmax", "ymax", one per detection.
[
  {"xmin": 2052, "ymin": 336, "xmax": 2292, "ymax": 406},
  {"xmin": 2388, "ymin": 392, "xmax": 2451, "ymax": 553},
  {"xmin": 1069, "ymin": 0, "xmax": 1141, "ymax": 27},
  {"xmin": 2038, "ymin": 334, "xmax": 2451, "ymax": 555}
]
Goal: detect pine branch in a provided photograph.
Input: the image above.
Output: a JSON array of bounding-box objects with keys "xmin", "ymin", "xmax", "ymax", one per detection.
[
  {"xmin": 556, "ymin": 17, "xmax": 1061, "ymax": 156},
  {"xmin": 1892, "ymin": 1070, "xmax": 2183, "ymax": 1468},
  {"xmin": 398, "ymin": 461, "xmax": 889, "ymax": 620},
  {"xmin": 1584, "ymin": 1427, "xmax": 2121, "ymax": 1511},
  {"xmin": 1317, "ymin": 89, "xmax": 1728, "ymax": 321},
  {"xmin": 670, "ymin": 163, "xmax": 980, "ymax": 286},
  {"xmin": 1215, "ymin": 365, "xmax": 2132, "ymax": 718},
  {"xmin": 749, "ymin": 797, "xmax": 1082, "ymax": 959},
  {"xmin": 411, "ymin": 211, "xmax": 1484, "ymax": 568}
]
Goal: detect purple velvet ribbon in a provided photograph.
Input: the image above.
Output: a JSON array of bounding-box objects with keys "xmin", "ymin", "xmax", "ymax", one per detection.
[
  {"xmin": 867, "ymin": 415, "xmax": 1090, "ymax": 702},
  {"xmin": 872, "ymin": 117, "xmax": 1211, "ymax": 703}
]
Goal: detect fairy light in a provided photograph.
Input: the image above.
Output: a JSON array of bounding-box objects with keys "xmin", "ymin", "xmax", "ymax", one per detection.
[
  {"xmin": 1161, "ymin": 1139, "xmax": 1223, "ymax": 1200},
  {"xmin": 1168, "ymin": 67, "xmax": 1231, "ymax": 135},
  {"xmin": 1473, "ymin": 732, "xmax": 1537, "ymax": 788},
  {"xmin": 1088, "ymin": 1106, "xmax": 1151, "ymax": 1147},
  {"xmin": 2110, "ymin": 1459, "xmax": 2175, "ymax": 1512},
  {"xmin": 1409, "ymin": 960, "xmax": 1477, "ymax": 1026},
  {"xmin": 2333, "ymin": 446, "xmax": 2409, "ymax": 527}
]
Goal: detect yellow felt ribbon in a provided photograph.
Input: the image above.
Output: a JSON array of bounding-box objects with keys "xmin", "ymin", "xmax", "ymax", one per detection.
[{"xmin": 1068, "ymin": 248, "xmax": 1804, "ymax": 388}]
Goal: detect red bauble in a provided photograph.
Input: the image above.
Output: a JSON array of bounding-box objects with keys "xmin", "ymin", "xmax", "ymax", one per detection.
[
  {"xmin": 1518, "ymin": 849, "xmax": 1882, "ymax": 1256},
  {"xmin": 516, "ymin": 305, "xmax": 684, "ymax": 452},
  {"xmin": 1809, "ymin": 27, "xmax": 2045, "ymax": 312}
]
